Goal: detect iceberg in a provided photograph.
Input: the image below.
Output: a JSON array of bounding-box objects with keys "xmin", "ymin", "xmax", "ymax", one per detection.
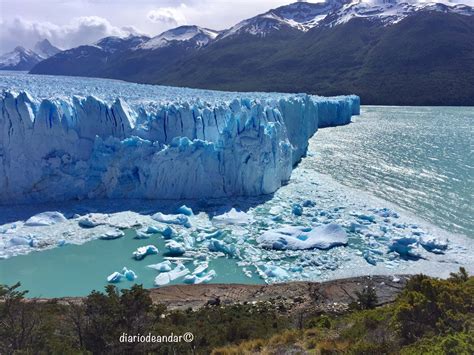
[
  {"xmin": 24, "ymin": 212, "xmax": 67, "ymax": 226},
  {"xmin": 147, "ymin": 260, "xmax": 173, "ymax": 272},
  {"xmin": 152, "ymin": 213, "xmax": 192, "ymax": 228},
  {"xmin": 0, "ymin": 75, "xmax": 359, "ymax": 204},
  {"xmin": 132, "ymin": 245, "xmax": 159, "ymax": 260},
  {"xmin": 257, "ymin": 223, "xmax": 348, "ymax": 250},
  {"xmin": 154, "ymin": 263, "xmax": 190, "ymax": 286},
  {"xmin": 107, "ymin": 271, "xmax": 123, "ymax": 283},
  {"xmin": 165, "ymin": 240, "xmax": 186, "ymax": 256},
  {"xmin": 107, "ymin": 267, "xmax": 137, "ymax": 283},
  {"xmin": 99, "ymin": 229, "xmax": 125, "ymax": 240},
  {"xmin": 183, "ymin": 269, "xmax": 216, "ymax": 284}
]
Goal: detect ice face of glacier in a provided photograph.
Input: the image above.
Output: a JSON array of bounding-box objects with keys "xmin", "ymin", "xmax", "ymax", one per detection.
[{"xmin": 0, "ymin": 74, "xmax": 359, "ymax": 203}]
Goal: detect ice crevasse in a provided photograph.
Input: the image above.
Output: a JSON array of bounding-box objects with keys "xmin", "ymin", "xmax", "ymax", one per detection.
[{"xmin": 0, "ymin": 87, "xmax": 359, "ymax": 203}]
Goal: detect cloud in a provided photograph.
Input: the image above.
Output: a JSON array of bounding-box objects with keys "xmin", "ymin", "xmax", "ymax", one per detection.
[
  {"xmin": 147, "ymin": 5, "xmax": 187, "ymax": 27},
  {"xmin": 0, "ymin": 16, "xmax": 141, "ymax": 53}
]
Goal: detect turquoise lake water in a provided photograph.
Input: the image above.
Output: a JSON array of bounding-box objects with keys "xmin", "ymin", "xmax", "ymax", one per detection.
[
  {"xmin": 0, "ymin": 105, "xmax": 472, "ymax": 297},
  {"xmin": 0, "ymin": 229, "xmax": 260, "ymax": 298}
]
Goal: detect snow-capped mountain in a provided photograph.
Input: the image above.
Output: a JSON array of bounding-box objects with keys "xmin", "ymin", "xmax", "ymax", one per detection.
[
  {"xmin": 0, "ymin": 46, "xmax": 44, "ymax": 71},
  {"xmin": 139, "ymin": 26, "xmax": 220, "ymax": 50},
  {"xmin": 34, "ymin": 39, "xmax": 61, "ymax": 58},
  {"xmin": 29, "ymin": 0, "xmax": 474, "ymax": 105},
  {"xmin": 0, "ymin": 39, "xmax": 61, "ymax": 71},
  {"xmin": 94, "ymin": 35, "xmax": 150, "ymax": 53},
  {"xmin": 220, "ymin": 0, "xmax": 473, "ymax": 38}
]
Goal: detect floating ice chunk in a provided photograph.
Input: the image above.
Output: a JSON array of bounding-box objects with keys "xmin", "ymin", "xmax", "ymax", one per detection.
[
  {"xmin": 107, "ymin": 271, "xmax": 123, "ymax": 283},
  {"xmin": 165, "ymin": 240, "xmax": 186, "ymax": 256},
  {"xmin": 24, "ymin": 212, "xmax": 67, "ymax": 226},
  {"xmin": 213, "ymin": 208, "xmax": 252, "ymax": 226},
  {"xmin": 152, "ymin": 213, "xmax": 191, "ymax": 228},
  {"xmin": 154, "ymin": 264, "xmax": 189, "ymax": 286},
  {"xmin": 349, "ymin": 222, "xmax": 369, "ymax": 233},
  {"xmin": 264, "ymin": 265, "xmax": 289, "ymax": 280},
  {"xmin": 134, "ymin": 230, "xmax": 150, "ymax": 239},
  {"xmin": 302, "ymin": 200, "xmax": 316, "ymax": 208},
  {"xmin": 161, "ymin": 226, "xmax": 176, "ymax": 239},
  {"xmin": 292, "ymin": 204, "xmax": 303, "ymax": 216},
  {"xmin": 132, "ymin": 245, "xmax": 159, "ymax": 260},
  {"xmin": 193, "ymin": 263, "xmax": 209, "ymax": 276},
  {"xmin": 99, "ymin": 229, "xmax": 124, "ymax": 240},
  {"xmin": 257, "ymin": 223, "xmax": 348, "ymax": 250},
  {"xmin": 184, "ymin": 269, "xmax": 216, "ymax": 284},
  {"xmin": 388, "ymin": 237, "xmax": 421, "ymax": 259},
  {"xmin": 363, "ymin": 250, "xmax": 377, "ymax": 265},
  {"xmin": 208, "ymin": 239, "xmax": 236, "ymax": 255},
  {"xmin": 78, "ymin": 214, "xmax": 107, "ymax": 228},
  {"xmin": 145, "ymin": 225, "xmax": 161, "ymax": 234},
  {"xmin": 177, "ymin": 205, "xmax": 193, "ymax": 216},
  {"xmin": 147, "ymin": 260, "xmax": 172, "ymax": 272},
  {"xmin": 122, "ymin": 267, "xmax": 137, "ymax": 281},
  {"xmin": 420, "ymin": 236, "xmax": 448, "ymax": 254},
  {"xmin": 9, "ymin": 236, "xmax": 30, "ymax": 246}
]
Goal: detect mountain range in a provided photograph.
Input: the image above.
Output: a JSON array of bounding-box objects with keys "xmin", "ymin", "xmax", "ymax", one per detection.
[
  {"xmin": 20, "ymin": 1, "xmax": 474, "ymax": 105},
  {"xmin": 0, "ymin": 39, "xmax": 60, "ymax": 70}
]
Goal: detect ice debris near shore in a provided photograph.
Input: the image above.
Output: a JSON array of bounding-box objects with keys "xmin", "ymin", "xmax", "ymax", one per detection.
[
  {"xmin": 257, "ymin": 224, "xmax": 348, "ymax": 250},
  {"xmin": 0, "ymin": 78, "xmax": 359, "ymax": 203}
]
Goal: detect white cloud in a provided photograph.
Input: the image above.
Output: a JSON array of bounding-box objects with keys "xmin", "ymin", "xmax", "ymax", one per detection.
[
  {"xmin": 147, "ymin": 5, "xmax": 187, "ymax": 27},
  {"xmin": 0, "ymin": 16, "xmax": 141, "ymax": 53}
]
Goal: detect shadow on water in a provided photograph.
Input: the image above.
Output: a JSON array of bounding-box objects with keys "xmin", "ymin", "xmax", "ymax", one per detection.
[{"xmin": 0, "ymin": 194, "xmax": 275, "ymax": 225}]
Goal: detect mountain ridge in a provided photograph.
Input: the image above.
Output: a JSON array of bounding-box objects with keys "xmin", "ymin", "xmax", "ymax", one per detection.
[{"xmin": 28, "ymin": 0, "xmax": 474, "ymax": 105}]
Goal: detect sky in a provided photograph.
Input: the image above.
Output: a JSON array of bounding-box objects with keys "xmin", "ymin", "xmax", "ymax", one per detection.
[
  {"xmin": 0, "ymin": 0, "xmax": 473, "ymax": 53},
  {"xmin": 0, "ymin": 0, "xmax": 323, "ymax": 53}
]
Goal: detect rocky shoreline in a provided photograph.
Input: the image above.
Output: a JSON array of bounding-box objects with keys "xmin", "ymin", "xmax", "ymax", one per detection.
[{"xmin": 28, "ymin": 275, "xmax": 408, "ymax": 313}]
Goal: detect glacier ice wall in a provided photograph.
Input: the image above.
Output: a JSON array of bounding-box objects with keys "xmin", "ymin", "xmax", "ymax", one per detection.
[{"xmin": 0, "ymin": 85, "xmax": 359, "ymax": 203}]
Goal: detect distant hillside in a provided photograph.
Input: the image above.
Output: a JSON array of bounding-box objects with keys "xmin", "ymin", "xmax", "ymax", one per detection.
[{"xmin": 30, "ymin": 1, "xmax": 474, "ymax": 106}]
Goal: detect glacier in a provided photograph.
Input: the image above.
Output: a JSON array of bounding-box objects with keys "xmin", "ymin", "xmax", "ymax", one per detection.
[{"xmin": 0, "ymin": 73, "xmax": 359, "ymax": 204}]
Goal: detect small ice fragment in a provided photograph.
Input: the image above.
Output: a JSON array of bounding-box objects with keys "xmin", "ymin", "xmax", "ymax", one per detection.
[
  {"xmin": 122, "ymin": 267, "xmax": 137, "ymax": 281},
  {"xmin": 420, "ymin": 236, "xmax": 448, "ymax": 254},
  {"xmin": 302, "ymin": 200, "xmax": 315, "ymax": 207},
  {"xmin": 9, "ymin": 236, "xmax": 30, "ymax": 246},
  {"xmin": 161, "ymin": 226, "xmax": 176, "ymax": 239},
  {"xmin": 154, "ymin": 264, "xmax": 189, "ymax": 286},
  {"xmin": 147, "ymin": 260, "xmax": 172, "ymax": 272},
  {"xmin": 145, "ymin": 225, "xmax": 161, "ymax": 234},
  {"xmin": 184, "ymin": 270, "xmax": 216, "ymax": 284},
  {"xmin": 208, "ymin": 239, "xmax": 236, "ymax": 256},
  {"xmin": 152, "ymin": 212, "xmax": 191, "ymax": 228},
  {"xmin": 177, "ymin": 205, "xmax": 193, "ymax": 216},
  {"xmin": 264, "ymin": 265, "xmax": 289, "ymax": 280},
  {"xmin": 134, "ymin": 230, "xmax": 150, "ymax": 239},
  {"xmin": 99, "ymin": 229, "xmax": 124, "ymax": 240},
  {"xmin": 192, "ymin": 263, "xmax": 209, "ymax": 276},
  {"xmin": 292, "ymin": 204, "xmax": 303, "ymax": 216},
  {"xmin": 212, "ymin": 208, "xmax": 252, "ymax": 226},
  {"xmin": 78, "ymin": 214, "xmax": 106, "ymax": 228},
  {"xmin": 133, "ymin": 245, "xmax": 159, "ymax": 260},
  {"xmin": 107, "ymin": 271, "xmax": 123, "ymax": 283},
  {"xmin": 165, "ymin": 240, "xmax": 186, "ymax": 256}
]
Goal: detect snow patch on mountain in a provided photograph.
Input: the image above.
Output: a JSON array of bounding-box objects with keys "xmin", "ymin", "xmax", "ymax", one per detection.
[
  {"xmin": 220, "ymin": 0, "xmax": 474, "ymax": 39},
  {"xmin": 140, "ymin": 26, "xmax": 220, "ymax": 50}
]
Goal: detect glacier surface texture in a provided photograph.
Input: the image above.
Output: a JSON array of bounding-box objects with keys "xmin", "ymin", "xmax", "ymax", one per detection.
[{"xmin": 0, "ymin": 73, "xmax": 359, "ymax": 203}]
